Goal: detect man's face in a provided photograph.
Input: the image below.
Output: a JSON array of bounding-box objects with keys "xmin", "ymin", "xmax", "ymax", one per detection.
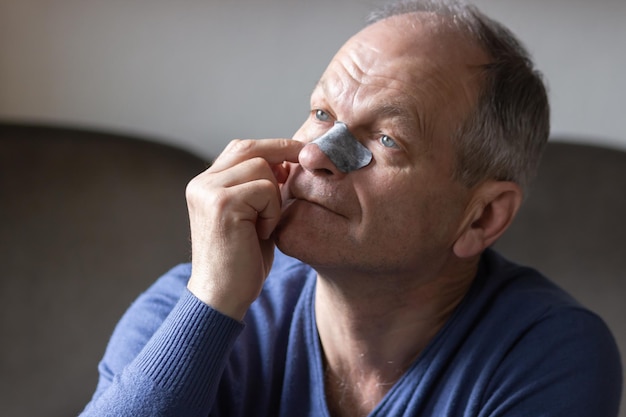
[{"xmin": 276, "ymin": 14, "xmax": 488, "ymax": 279}]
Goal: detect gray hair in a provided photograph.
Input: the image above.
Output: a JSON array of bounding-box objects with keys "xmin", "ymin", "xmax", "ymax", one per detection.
[{"xmin": 367, "ymin": 0, "xmax": 550, "ymax": 191}]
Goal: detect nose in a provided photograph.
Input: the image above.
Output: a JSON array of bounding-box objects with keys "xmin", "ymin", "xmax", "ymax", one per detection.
[
  {"xmin": 299, "ymin": 121, "xmax": 372, "ymax": 176},
  {"xmin": 299, "ymin": 141, "xmax": 342, "ymax": 177}
]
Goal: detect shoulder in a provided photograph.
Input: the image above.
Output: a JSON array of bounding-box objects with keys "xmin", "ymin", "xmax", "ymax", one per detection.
[
  {"xmin": 469, "ymin": 250, "xmax": 622, "ymax": 416},
  {"xmin": 475, "ymin": 249, "xmax": 619, "ymax": 359},
  {"xmin": 477, "ymin": 249, "xmax": 590, "ymax": 319}
]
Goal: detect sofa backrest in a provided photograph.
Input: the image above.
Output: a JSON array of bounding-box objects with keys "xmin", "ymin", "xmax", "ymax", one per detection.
[
  {"xmin": 0, "ymin": 123, "xmax": 207, "ymax": 417},
  {"xmin": 495, "ymin": 139, "xmax": 626, "ymax": 416}
]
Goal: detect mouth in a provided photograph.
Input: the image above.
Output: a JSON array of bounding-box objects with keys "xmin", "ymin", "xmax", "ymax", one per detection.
[
  {"xmin": 279, "ymin": 163, "xmax": 359, "ymax": 221},
  {"xmin": 281, "ymin": 182, "xmax": 347, "ymax": 219},
  {"xmin": 283, "ymin": 194, "xmax": 341, "ymax": 217}
]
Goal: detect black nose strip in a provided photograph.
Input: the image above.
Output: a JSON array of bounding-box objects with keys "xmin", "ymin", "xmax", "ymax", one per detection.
[{"xmin": 310, "ymin": 121, "xmax": 373, "ymax": 173}]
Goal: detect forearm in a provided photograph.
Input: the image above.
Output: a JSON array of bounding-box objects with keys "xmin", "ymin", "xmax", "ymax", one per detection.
[{"xmin": 80, "ymin": 289, "xmax": 243, "ymax": 417}]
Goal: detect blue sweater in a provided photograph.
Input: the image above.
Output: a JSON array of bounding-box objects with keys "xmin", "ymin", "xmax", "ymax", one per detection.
[{"xmin": 80, "ymin": 249, "xmax": 622, "ymax": 416}]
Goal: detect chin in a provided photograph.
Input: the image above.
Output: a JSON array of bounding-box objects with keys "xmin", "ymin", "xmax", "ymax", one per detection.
[
  {"xmin": 274, "ymin": 199, "xmax": 366, "ymax": 269},
  {"xmin": 274, "ymin": 220, "xmax": 336, "ymax": 267},
  {"xmin": 274, "ymin": 220, "xmax": 315, "ymax": 260}
]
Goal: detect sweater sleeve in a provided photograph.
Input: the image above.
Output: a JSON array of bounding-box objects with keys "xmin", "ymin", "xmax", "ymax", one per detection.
[{"xmin": 79, "ymin": 265, "xmax": 244, "ymax": 417}]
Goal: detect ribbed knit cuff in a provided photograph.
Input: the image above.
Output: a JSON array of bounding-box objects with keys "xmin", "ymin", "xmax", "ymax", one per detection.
[{"xmin": 134, "ymin": 288, "xmax": 244, "ymax": 412}]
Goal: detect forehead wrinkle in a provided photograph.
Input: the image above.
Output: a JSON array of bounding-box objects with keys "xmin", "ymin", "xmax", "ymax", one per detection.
[
  {"xmin": 318, "ymin": 40, "xmax": 387, "ymax": 108},
  {"xmin": 315, "ymin": 34, "xmax": 461, "ymax": 149},
  {"xmin": 342, "ymin": 46, "xmax": 436, "ymax": 143},
  {"xmin": 315, "ymin": 66, "xmax": 429, "ymax": 151},
  {"xmin": 316, "ymin": 67, "xmax": 350, "ymax": 102}
]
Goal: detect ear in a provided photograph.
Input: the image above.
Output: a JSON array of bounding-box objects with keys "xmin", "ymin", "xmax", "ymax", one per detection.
[{"xmin": 453, "ymin": 181, "xmax": 523, "ymax": 259}]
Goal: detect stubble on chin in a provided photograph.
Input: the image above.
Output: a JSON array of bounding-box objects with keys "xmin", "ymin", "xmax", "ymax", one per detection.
[{"xmin": 273, "ymin": 202, "xmax": 337, "ymax": 265}]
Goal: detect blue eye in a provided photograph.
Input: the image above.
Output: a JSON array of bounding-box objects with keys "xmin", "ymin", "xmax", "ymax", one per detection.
[
  {"xmin": 380, "ymin": 135, "xmax": 399, "ymax": 149},
  {"xmin": 315, "ymin": 109, "xmax": 330, "ymax": 122}
]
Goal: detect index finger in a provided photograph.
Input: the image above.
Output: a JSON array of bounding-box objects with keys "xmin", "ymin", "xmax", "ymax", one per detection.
[{"xmin": 208, "ymin": 138, "xmax": 304, "ymax": 173}]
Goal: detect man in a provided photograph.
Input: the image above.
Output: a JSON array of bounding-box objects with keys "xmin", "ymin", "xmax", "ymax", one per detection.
[{"xmin": 81, "ymin": 1, "xmax": 622, "ymax": 416}]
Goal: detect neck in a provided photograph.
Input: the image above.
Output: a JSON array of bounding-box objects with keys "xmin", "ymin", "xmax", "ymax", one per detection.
[{"xmin": 315, "ymin": 255, "xmax": 478, "ymax": 417}]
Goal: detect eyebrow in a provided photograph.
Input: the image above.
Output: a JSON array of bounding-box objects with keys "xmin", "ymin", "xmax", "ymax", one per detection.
[
  {"xmin": 313, "ymin": 77, "xmax": 423, "ymax": 135},
  {"xmin": 376, "ymin": 100, "xmax": 420, "ymax": 127},
  {"xmin": 369, "ymin": 94, "xmax": 426, "ymax": 146}
]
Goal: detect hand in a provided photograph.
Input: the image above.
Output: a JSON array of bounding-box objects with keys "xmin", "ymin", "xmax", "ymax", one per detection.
[{"xmin": 185, "ymin": 139, "xmax": 303, "ymax": 320}]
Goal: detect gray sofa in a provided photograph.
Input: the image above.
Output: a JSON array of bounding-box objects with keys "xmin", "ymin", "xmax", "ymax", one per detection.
[
  {"xmin": 1, "ymin": 123, "xmax": 623, "ymax": 416},
  {"xmin": 0, "ymin": 123, "xmax": 207, "ymax": 416},
  {"xmin": 494, "ymin": 139, "xmax": 625, "ymax": 416}
]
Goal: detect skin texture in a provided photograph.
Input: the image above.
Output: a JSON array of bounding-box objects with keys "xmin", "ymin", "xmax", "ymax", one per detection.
[{"xmin": 185, "ymin": 12, "xmax": 523, "ymax": 417}]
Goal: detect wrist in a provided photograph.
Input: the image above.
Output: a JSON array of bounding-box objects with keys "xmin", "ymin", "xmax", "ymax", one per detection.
[{"xmin": 187, "ymin": 278, "xmax": 251, "ymax": 321}]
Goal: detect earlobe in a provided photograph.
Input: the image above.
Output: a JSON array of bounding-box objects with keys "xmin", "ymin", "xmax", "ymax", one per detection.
[{"xmin": 453, "ymin": 181, "xmax": 523, "ymax": 259}]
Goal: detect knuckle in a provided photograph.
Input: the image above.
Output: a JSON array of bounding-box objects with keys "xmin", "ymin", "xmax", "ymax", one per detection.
[
  {"xmin": 185, "ymin": 176, "xmax": 201, "ymax": 200},
  {"xmin": 247, "ymin": 156, "xmax": 270, "ymax": 170},
  {"xmin": 257, "ymin": 177, "xmax": 279, "ymax": 193},
  {"xmin": 185, "ymin": 181, "xmax": 203, "ymax": 208},
  {"xmin": 225, "ymin": 138, "xmax": 255, "ymax": 154},
  {"xmin": 205, "ymin": 188, "xmax": 231, "ymax": 211},
  {"xmin": 186, "ymin": 179, "xmax": 229, "ymax": 211},
  {"xmin": 277, "ymin": 138, "xmax": 297, "ymax": 149},
  {"xmin": 186, "ymin": 174, "xmax": 217, "ymax": 202}
]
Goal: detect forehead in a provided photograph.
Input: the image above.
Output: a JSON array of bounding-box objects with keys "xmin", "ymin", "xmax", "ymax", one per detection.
[
  {"xmin": 343, "ymin": 13, "xmax": 486, "ymax": 80},
  {"xmin": 315, "ymin": 14, "xmax": 487, "ymax": 132}
]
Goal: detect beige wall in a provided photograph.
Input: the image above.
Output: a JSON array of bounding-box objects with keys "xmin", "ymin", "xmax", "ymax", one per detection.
[{"xmin": 1, "ymin": 0, "xmax": 625, "ymax": 158}]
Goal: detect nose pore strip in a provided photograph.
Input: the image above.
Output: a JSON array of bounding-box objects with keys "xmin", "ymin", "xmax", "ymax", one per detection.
[{"xmin": 310, "ymin": 121, "xmax": 373, "ymax": 173}]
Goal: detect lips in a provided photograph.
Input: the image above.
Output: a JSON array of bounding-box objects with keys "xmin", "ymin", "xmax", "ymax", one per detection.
[
  {"xmin": 281, "ymin": 175, "xmax": 348, "ymax": 219},
  {"xmin": 283, "ymin": 189, "xmax": 340, "ymax": 217}
]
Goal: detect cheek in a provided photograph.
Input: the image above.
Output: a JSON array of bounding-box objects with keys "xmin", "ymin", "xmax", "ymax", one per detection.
[
  {"xmin": 357, "ymin": 175, "xmax": 461, "ymax": 248},
  {"xmin": 355, "ymin": 176, "xmax": 422, "ymax": 238}
]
